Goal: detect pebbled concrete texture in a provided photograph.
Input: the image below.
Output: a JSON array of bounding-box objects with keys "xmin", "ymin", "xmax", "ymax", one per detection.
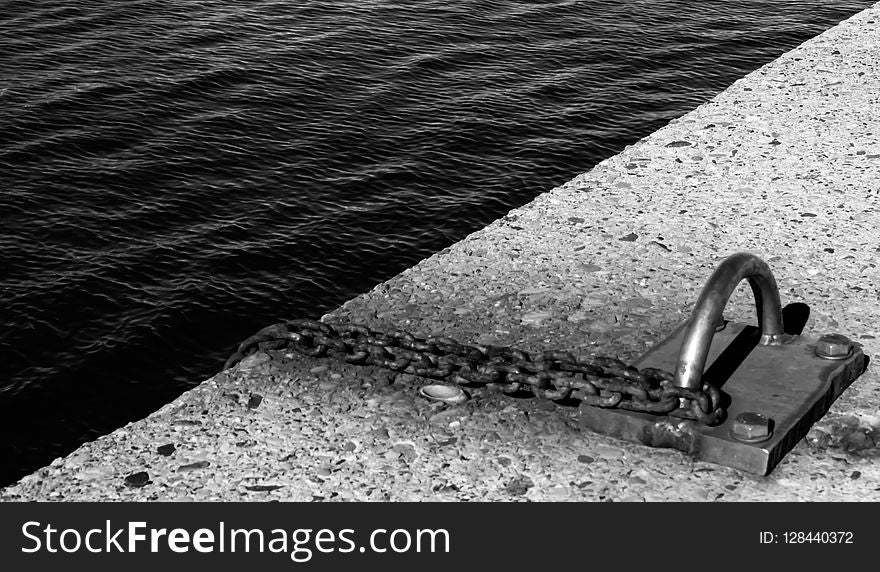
[{"xmin": 3, "ymin": 4, "xmax": 880, "ymax": 501}]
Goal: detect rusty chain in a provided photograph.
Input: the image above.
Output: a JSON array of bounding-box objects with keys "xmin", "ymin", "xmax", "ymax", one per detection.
[{"xmin": 224, "ymin": 319, "xmax": 725, "ymax": 426}]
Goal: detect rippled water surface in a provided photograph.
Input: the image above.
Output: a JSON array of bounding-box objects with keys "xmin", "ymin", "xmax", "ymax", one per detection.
[{"xmin": 0, "ymin": 0, "xmax": 873, "ymax": 484}]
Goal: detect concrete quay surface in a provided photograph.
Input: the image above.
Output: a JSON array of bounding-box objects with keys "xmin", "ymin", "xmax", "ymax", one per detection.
[{"xmin": 4, "ymin": 5, "xmax": 880, "ymax": 502}]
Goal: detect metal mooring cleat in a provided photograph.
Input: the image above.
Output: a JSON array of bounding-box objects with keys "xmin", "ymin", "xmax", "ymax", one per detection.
[
  {"xmin": 578, "ymin": 252, "xmax": 869, "ymax": 475},
  {"xmin": 225, "ymin": 252, "xmax": 869, "ymax": 476}
]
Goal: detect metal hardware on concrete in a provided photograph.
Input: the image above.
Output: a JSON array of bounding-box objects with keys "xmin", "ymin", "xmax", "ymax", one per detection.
[
  {"xmin": 226, "ymin": 252, "xmax": 868, "ymax": 475},
  {"xmin": 814, "ymin": 333, "xmax": 854, "ymax": 360},
  {"xmin": 674, "ymin": 252, "xmax": 785, "ymax": 391},
  {"xmin": 579, "ymin": 252, "xmax": 869, "ymax": 475},
  {"xmin": 730, "ymin": 412, "xmax": 772, "ymax": 443},
  {"xmin": 580, "ymin": 320, "xmax": 867, "ymax": 474},
  {"xmin": 418, "ymin": 384, "xmax": 468, "ymax": 405},
  {"xmin": 225, "ymin": 319, "xmax": 725, "ymax": 424}
]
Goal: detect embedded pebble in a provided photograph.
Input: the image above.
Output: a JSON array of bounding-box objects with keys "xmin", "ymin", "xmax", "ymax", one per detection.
[
  {"xmin": 245, "ymin": 484, "xmax": 284, "ymax": 492},
  {"xmin": 177, "ymin": 461, "xmax": 211, "ymax": 472},
  {"xmin": 521, "ymin": 311, "xmax": 553, "ymax": 325},
  {"xmin": 157, "ymin": 444, "xmax": 175, "ymax": 456},
  {"xmin": 504, "ymin": 476, "xmax": 534, "ymax": 496},
  {"xmin": 549, "ymin": 486, "xmax": 570, "ymax": 499},
  {"xmin": 124, "ymin": 472, "xmax": 150, "ymax": 488},
  {"xmin": 595, "ymin": 446, "xmax": 625, "ymax": 459}
]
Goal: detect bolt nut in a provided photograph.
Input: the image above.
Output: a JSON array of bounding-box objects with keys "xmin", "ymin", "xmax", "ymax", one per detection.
[
  {"xmin": 730, "ymin": 412, "xmax": 772, "ymax": 443},
  {"xmin": 814, "ymin": 333, "xmax": 853, "ymax": 360}
]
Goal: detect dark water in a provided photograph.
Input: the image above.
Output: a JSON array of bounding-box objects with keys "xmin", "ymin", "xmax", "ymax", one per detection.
[{"xmin": 0, "ymin": 0, "xmax": 872, "ymax": 485}]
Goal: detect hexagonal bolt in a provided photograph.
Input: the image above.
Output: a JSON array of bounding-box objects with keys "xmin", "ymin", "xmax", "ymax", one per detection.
[
  {"xmin": 814, "ymin": 333, "xmax": 854, "ymax": 360},
  {"xmin": 730, "ymin": 411, "xmax": 772, "ymax": 443}
]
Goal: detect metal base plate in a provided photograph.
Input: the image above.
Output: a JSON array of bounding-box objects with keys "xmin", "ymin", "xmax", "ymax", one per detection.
[{"xmin": 578, "ymin": 322, "xmax": 869, "ymax": 475}]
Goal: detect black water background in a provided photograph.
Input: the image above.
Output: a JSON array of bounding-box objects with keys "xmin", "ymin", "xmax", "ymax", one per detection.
[{"xmin": 0, "ymin": 1, "xmax": 873, "ymax": 486}]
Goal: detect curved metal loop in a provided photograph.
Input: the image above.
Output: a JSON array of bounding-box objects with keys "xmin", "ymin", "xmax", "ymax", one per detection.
[{"xmin": 674, "ymin": 252, "xmax": 785, "ymax": 390}]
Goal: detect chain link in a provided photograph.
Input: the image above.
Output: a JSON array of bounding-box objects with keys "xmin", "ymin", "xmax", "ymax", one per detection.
[{"xmin": 224, "ymin": 319, "xmax": 725, "ymax": 426}]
